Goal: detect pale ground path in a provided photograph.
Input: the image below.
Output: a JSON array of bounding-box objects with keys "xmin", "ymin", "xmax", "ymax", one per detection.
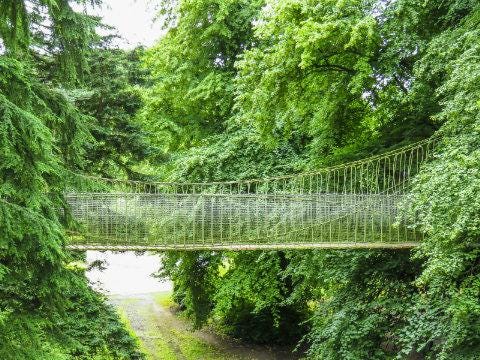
[
  {"xmin": 85, "ymin": 251, "xmax": 299, "ymax": 360},
  {"xmin": 110, "ymin": 292, "xmax": 299, "ymax": 360}
]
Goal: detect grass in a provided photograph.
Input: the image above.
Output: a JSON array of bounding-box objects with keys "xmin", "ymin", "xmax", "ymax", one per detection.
[
  {"xmin": 116, "ymin": 307, "xmax": 148, "ymax": 358},
  {"xmin": 115, "ymin": 293, "xmax": 238, "ymax": 360},
  {"xmin": 171, "ymin": 329, "xmax": 231, "ymax": 360},
  {"xmin": 154, "ymin": 292, "xmax": 175, "ymax": 308},
  {"xmin": 151, "ymin": 292, "xmax": 229, "ymax": 359},
  {"xmin": 151, "ymin": 337, "xmax": 178, "ymax": 360}
]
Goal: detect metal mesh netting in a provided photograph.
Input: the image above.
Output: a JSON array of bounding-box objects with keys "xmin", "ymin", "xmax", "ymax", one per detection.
[{"xmin": 65, "ymin": 138, "xmax": 436, "ymax": 250}]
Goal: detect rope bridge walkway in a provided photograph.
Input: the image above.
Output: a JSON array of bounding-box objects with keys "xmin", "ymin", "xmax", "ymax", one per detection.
[{"xmin": 65, "ymin": 139, "xmax": 436, "ymax": 250}]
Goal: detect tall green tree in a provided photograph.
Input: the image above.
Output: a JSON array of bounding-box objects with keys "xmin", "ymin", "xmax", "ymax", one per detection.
[
  {"xmin": 78, "ymin": 46, "xmax": 153, "ymax": 178},
  {"xmin": 400, "ymin": 5, "xmax": 480, "ymax": 358},
  {"xmin": 0, "ymin": 2, "xmax": 144, "ymax": 358},
  {"xmin": 140, "ymin": 0, "xmax": 264, "ymax": 152},
  {"xmin": 235, "ymin": 0, "xmax": 380, "ymax": 159}
]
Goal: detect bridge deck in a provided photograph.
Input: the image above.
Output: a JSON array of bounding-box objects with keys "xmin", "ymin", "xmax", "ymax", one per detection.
[
  {"xmin": 65, "ymin": 192, "xmax": 421, "ymax": 249},
  {"xmin": 64, "ymin": 138, "xmax": 435, "ymax": 250},
  {"xmin": 66, "ymin": 242, "xmax": 419, "ymax": 251}
]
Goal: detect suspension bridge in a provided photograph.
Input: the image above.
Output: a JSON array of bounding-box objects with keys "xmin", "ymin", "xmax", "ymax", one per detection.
[{"xmin": 65, "ymin": 138, "xmax": 436, "ymax": 251}]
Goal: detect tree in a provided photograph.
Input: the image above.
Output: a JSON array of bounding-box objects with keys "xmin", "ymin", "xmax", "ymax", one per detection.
[
  {"xmin": 79, "ymin": 46, "xmax": 154, "ymax": 178},
  {"xmin": 140, "ymin": 0, "xmax": 264, "ymax": 152},
  {"xmin": 143, "ymin": 0, "xmax": 480, "ymax": 357},
  {"xmin": 400, "ymin": 5, "xmax": 480, "ymax": 358},
  {"xmin": 0, "ymin": 2, "xmax": 143, "ymax": 358},
  {"xmin": 235, "ymin": 0, "xmax": 381, "ymax": 159}
]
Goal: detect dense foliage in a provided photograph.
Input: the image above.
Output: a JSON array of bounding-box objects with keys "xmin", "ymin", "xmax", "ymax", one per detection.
[
  {"xmin": 400, "ymin": 6, "xmax": 480, "ymax": 358},
  {"xmin": 141, "ymin": 0, "xmax": 264, "ymax": 153},
  {"xmin": 0, "ymin": 1, "xmax": 144, "ymax": 359},
  {"xmin": 78, "ymin": 46, "xmax": 153, "ymax": 178},
  {"xmin": 2, "ymin": 0, "xmax": 480, "ymax": 359},
  {"xmin": 143, "ymin": 0, "xmax": 480, "ymax": 359}
]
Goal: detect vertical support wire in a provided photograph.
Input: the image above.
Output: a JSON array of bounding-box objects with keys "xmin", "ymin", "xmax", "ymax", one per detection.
[
  {"xmin": 373, "ymin": 160, "xmax": 380, "ymax": 242},
  {"xmin": 300, "ymin": 175, "xmax": 305, "ymax": 244},
  {"xmin": 201, "ymin": 184, "xmax": 205, "ymax": 246},
  {"xmin": 308, "ymin": 175, "xmax": 317, "ymax": 242},
  {"xmin": 191, "ymin": 184, "xmax": 196, "ymax": 246},
  {"xmin": 336, "ymin": 169, "xmax": 341, "ymax": 242},
  {"xmin": 353, "ymin": 164, "xmax": 358, "ymax": 243},
  {"xmin": 361, "ymin": 162, "xmax": 367, "ymax": 243},
  {"xmin": 228, "ymin": 183, "xmax": 232, "ymax": 243}
]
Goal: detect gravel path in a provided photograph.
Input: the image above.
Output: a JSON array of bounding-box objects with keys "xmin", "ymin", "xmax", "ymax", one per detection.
[{"xmin": 109, "ymin": 292, "xmax": 299, "ymax": 360}]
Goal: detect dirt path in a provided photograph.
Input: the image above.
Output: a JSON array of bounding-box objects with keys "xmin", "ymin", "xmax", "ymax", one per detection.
[{"xmin": 109, "ymin": 292, "xmax": 299, "ymax": 360}]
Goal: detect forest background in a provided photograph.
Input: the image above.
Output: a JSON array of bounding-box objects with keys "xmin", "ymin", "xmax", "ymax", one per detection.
[{"xmin": 1, "ymin": 0, "xmax": 479, "ymax": 359}]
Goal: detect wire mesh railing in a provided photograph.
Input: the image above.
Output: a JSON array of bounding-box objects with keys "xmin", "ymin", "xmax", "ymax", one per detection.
[{"xmin": 65, "ymin": 138, "xmax": 437, "ymax": 250}]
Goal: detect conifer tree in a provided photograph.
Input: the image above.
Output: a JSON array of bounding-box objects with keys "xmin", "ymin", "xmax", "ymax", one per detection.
[{"xmin": 0, "ymin": 2, "xmax": 143, "ymax": 358}]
